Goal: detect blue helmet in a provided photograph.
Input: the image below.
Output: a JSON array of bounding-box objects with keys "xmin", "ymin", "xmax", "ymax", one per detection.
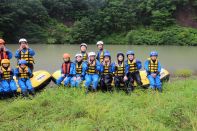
[
  {"xmin": 126, "ymin": 51, "xmax": 135, "ymax": 57},
  {"xmin": 104, "ymin": 51, "xmax": 111, "ymax": 57},
  {"xmin": 18, "ymin": 59, "xmax": 27, "ymax": 65},
  {"xmin": 150, "ymin": 51, "xmax": 158, "ymax": 57}
]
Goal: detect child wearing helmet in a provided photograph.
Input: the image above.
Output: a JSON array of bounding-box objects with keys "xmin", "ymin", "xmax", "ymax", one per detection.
[
  {"xmin": 0, "ymin": 59, "xmax": 17, "ymax": 98},
  {"xmin": 0, "ymin": 39, "xmax": 13, "ymax": 63},
  {"xmin": 82, "ymin": 52, "xmax": 101, "ymax": 93},
  {"xmin": 80, "ymin": 43, "xmax": 88, "ymax": 61},
  {"xmin": 15, "ymin": 38, "xmax": 35, "ymax": 71},
  {"xmin": 72, "ymin": 53, "xmax": 84, "ymax": 88},
  {"xmin": 96, "ymin": 41, "xmax": 108, "ymax": 63},
  {"xmin": 144, "ymin": 51, "xmax": 162, "ymax": 92},
  {"xmin": 56, "ymin": 53, "xmax": 76, "ymax": 87},
  {"xmin": 113, "ymin": 52, "xmax": 129, "ymax": 93},
  {"xmin": 100, "ymin": 51, "xmax": 115, "ymax": 92},
  {"xmin": 14, "ymin": 59, "xmax": 35, "ymax": 97},
  {"xmin": 124, "ymin": 51, "xmax": 142, "ymax": 92}
]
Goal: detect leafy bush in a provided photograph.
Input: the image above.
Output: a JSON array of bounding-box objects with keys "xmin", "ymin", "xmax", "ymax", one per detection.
[
  {"xmin": 174, "ymin": 69, "xmax": 193, "ymax": 78},
  {"xmin": 126, "ymin": 26, "xmax": 197, "ymax": 45}
]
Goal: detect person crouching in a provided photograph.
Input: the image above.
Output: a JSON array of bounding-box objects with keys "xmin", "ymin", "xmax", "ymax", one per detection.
[
  {"xmin": 100, "ymin": 52, "xmax": 115, "ymax": 92},
  {"xmin": 82, "ymin": 52, "xmax": 101, "ymax": 93},
  {"xmin": 14, "ymin": 60, "xmax": 35, "ymax": 97},
  {"xmin": 0, "ymin": 59, "xmax": 17, "ymax": 98},
  {"xmin": 72, "ymin": 53, "xmax": 84, "ymax": 88},
  {"xmin": 144, "ymin": 51, "xmax": 162, "ymax": 92},
  {"xmin": 56, "ymin": 53, "xmax": 76, "ymax": 87}
]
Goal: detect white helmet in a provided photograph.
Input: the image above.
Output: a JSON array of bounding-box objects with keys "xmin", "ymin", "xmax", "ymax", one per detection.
[
  {"xmin": 88, "ymin": 52, "xmax": 96, "ymax": 57},
  {"xmin": 96, "ymin": 41, "xmax": 104, "ymax": 45},
  {"xmin": 19, "ymin": 38, "xmax": 27, "ymax": 43},
  {"xmin": 75, "ymin": 53, "xmax": 82, "ymax": 57},
  {"xmin": 80, "ymin": 43, "xmax": 87, "ymax": 48}
]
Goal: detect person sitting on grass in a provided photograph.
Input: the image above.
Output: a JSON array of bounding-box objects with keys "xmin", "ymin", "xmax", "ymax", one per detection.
[
  {"xmin": 113, "ymin": 52, "xmax": 129, "ymax": 93},
  {"xmin": 15, "ymin": 60, "xmax": 35, "ymax": 97},
  {"xmin": 100, "ymin": 52, "xmax": 115, "ymax": 92},
  {"xmin": 82, "ymin": 52, "xmax": 101, "ymax": 93},
  {"xmin": 72, "ymin": 53, "xmax": 84, "ymax": 88},
  {"xmin": 144, "ymin": 51, "xmax": 162, "ymax": 92},
  {"xmin": 56, "ymin": 53, "xmax": 76, "ymax": 87},
  {"xmin": 0, "ymin": 59, "xmax": 17, "ymax": 98},
  {"xmin": 124, "ymin": 51, "xmax": 142, "ymax": 92}
]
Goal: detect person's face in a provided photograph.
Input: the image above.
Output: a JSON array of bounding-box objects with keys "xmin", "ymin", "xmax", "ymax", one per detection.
[
  {"xmin": 128, "ymin": 55, "xmax": 134, "ymax": 60},
  {"xmin": 76, "ymin": 56, "xmax": 82, "ymax": 62},
  {"xmin": 80, "ymin": 46, "xmax": 86, "ymax": 52},
  {"xmin": 151, "ymin": 56, "xmax": 157, "ymax": 61},
  {"xmin": 64, "ymin": 58, "xmax": 70, "ymax": 62},
  {"xmin": 20, "ymin": 64, "xmax": 26, "ymax": 69},
  {"xmin": 20, "ymin": 42, "xmax": 27, "ymax": 48},
  {"xmin": 104, "ymin": 56, "xmax": 110, "ymax": 62},
  {"xmin": 89, "ymin": 56, "xmax": 95, "ymax": 61},
  {"xmin": 97, "ymin": 44, "xmax": 103, "ymax": 50},
  {"xmin": 118, "ymin": 55, "xmax": 124, "ymax": 62},
  {"xmin": 2, "ymin": 63, "xmax": 9, "ymax": 68}
]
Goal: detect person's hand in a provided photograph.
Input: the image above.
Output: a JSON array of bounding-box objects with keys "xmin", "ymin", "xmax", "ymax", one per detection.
[
  {"xmin": 3, "ymin": 46, "xmax": 6, "ymax": 51},
  {"xmin": 123, "ymin": 76, "xmax": 128, "ymax": 81},
  {"xmin": 73, "ymin": 77, "xmax": 77, "ymax": 81},
  {"xmin": 76, "ymin": 77, "xmax": 81, "ymax": 80},
  {"xmin": 151, "ymin": 73, "xmax": 157, "ymax": 78},
  {"xmin": 0, "ymin": 69, "xmax": 3, "ymax": 74},
  {"xmin": 61, "ymin": 74, "xmax": 65, "ymax": 77},
  {"xmin": 26, "ymin": 44, "xmax": 29, "ymax": 49},
  {"xmin": 19, "ymin": 45, "xmax": 23, "ymax": 51}
]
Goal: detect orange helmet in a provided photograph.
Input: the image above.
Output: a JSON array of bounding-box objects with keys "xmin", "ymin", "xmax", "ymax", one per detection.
[
  {"xmin": 63, "ymin": 53, "xmax": 71, "ymax": 59},
  {"xmin": 0, "ymin": 39, "xmax": 5, "ymax": 45}
]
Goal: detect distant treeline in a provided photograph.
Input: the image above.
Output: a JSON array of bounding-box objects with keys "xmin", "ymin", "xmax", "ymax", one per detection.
[{"xmin": 1, "ymin": 0, "xmax": 197, "ymax": 45}]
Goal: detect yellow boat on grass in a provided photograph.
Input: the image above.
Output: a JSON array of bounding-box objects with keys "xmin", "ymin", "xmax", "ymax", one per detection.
[{"xmin": 51, "ymin": 68, "xmax": 170, "ymax": 88}]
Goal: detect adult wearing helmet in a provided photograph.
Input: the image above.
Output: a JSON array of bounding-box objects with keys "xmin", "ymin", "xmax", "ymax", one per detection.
[
  {"xmin": 100, "ymin": 51, "xmax": 115, "ymax": 92},
  {"xmin": 72, "ymin": 53, "xmax": 84, "ymax": 88},
  {"xmin": 96, "ymin": 41, "xmax": 108, "ymax": 63},
  {"xmin": 80, "ymin": 43, "xmax": 88, "ymax": 61},
  {"xmin": 56, "ymin": 53, "xmax": 76, "ymax": 87},
  {"xmin": 144, "ymin": 51, "xmax": 162, "ymax": 92},
  {"xmin": 14, "ymin": 59, "xmax": 34, "ymax": 97},
  {"xmin": 0, "ymin": 38, "xmax": 13, "ymax": 63},
  {"xmin": 0, "ymin": 59, "xmax": 17, "ymax": 98},
  {"xmin": 15, "ymin": 38, "xmax": 35, "ymax": 71},
  {"xmin": 82, "ymin": 51, "xmax": 101, "ymax": 93},
  {"xmin": 124, "ymin": 51, "xmax": 142, "ymax": 92}
]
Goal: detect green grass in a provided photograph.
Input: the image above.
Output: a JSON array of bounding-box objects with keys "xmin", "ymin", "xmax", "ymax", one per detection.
[{"xmin": 0, "ymin": 78, "xmax": 197, "ymax": 130}]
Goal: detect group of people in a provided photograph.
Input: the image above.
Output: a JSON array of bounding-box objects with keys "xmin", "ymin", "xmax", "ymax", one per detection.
[
  {"xmin": 0, "ymin": 37, "xmax": 163, "ymax": 99},
  {"xmin": 56, "ymin": 41, "xmax": 162, "ymax": 94},
  {"xmin": 0, "ymin": 38, "xmax": 35, "ymax": 98}
]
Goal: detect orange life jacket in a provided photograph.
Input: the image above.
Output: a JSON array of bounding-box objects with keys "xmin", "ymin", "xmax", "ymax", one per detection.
[{"xmin": 62, "ymin": 62, "xmax": 71, "ymax": 74}]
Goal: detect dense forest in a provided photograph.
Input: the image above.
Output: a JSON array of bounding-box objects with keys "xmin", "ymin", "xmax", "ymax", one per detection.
[{"xmin": 1, "ymin": 0, "xmax": 197, "ymax": 45}]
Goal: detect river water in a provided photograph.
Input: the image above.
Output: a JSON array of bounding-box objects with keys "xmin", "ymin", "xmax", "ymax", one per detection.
[{"xmin": 7, "ymin": 44, "xmax": 197, "ymax": 73}]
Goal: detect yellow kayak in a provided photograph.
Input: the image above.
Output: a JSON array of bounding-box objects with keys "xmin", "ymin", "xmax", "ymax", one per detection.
[
  {"xmin": 14, "ymin": 70, "xmax": 51, "ymax": 93},
  {"xmin": 51, "ymin": 68, "xmax": 170, "ymax": 87}
]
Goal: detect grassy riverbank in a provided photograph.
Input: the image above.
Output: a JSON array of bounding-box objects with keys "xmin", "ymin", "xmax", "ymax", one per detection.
[{"xmin": 0, "ymin": 77, "xmax": 197, "ymax": 130}]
